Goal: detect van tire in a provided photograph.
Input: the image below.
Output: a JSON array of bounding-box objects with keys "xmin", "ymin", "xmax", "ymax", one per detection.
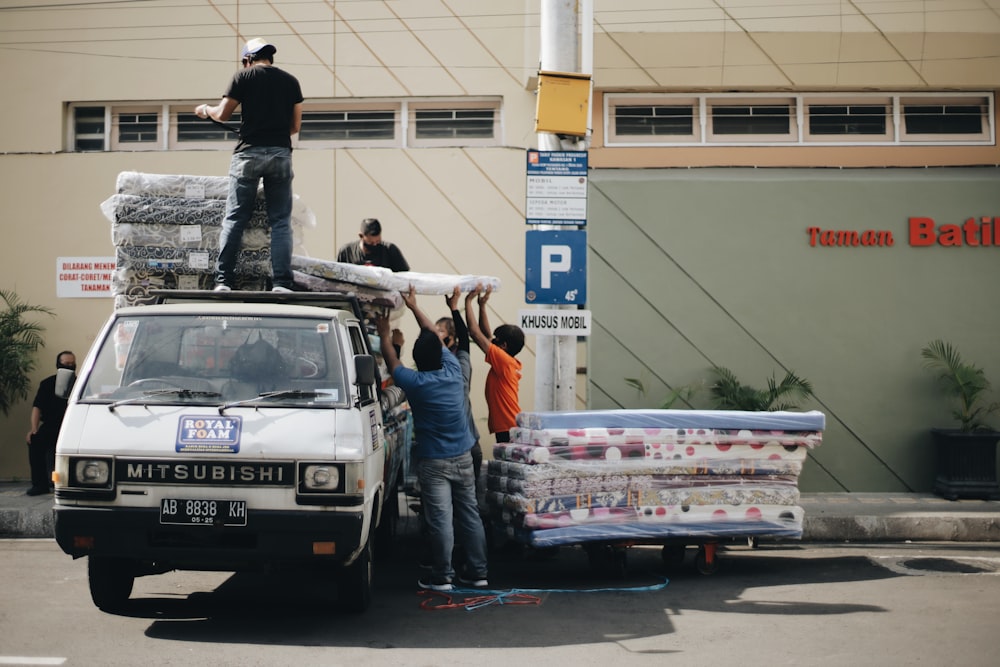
[
  {"xmin": 339, "ymin": 527, "xmax": 374, "ymax": 613},
  {"xmin": 88, "ymin": 556, "xmax": 135, "ymax": 611}
]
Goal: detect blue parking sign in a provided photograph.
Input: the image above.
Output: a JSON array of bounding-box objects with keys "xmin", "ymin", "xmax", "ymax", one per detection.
[{"xmin": 525, "ymin": 230, "xmax": 586, "ymax": 305}]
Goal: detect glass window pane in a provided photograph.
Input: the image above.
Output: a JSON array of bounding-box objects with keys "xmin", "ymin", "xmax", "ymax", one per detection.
[
  {"xmin": 299, "ymin": 110, "xmax": 394, "ymax": 140},
  {"xmin": 414, "ymin": 109, "xmax": 494, "ymax": 139},
  {"xmin": 809, "ymin": 104, "xmax": 886, "ymax": 135},
  {"xmin": 904, "ymin": 104, "xmax": 983, "ymax": 134},
  {"xmin": 615, "ymin": 105, "xmax": 693, "ymax": 136},
  {"xmin": 74, "ymin": 106, "xmax": 105, "ymax": 151},
  {"xmin": 176, "ymin": 112, "xmax": 241, "ymax": 142},
  {"xmin": 118, "ymin": 112, "xmax": 159, "ymax": 143},
  {"xmin": 712, "ymin": 104, "xmax": 790, "ymax": 135}
]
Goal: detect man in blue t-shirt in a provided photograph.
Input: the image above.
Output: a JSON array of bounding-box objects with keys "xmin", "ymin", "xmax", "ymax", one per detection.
[{"xmin": 376, "ymin": 287, "xmax": 488, "ymax": 592}]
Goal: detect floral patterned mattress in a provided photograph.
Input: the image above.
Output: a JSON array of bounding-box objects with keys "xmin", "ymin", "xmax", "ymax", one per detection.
[{"xmin": 487, "ymin": 409, "xmax": 824, "ymax": 546}]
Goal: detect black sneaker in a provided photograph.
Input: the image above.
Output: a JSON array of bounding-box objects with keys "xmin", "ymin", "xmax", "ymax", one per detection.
[
  {"xmin": 417, "ymin": 577, "xmax": 453, "ymax": 592},
  {"xmin": 456, "ymin": 573, "xmax": 489, "ymax": 589},
  {"xmin": 25, "ymin": 487, "xmax": 47, "ymax": 496}
]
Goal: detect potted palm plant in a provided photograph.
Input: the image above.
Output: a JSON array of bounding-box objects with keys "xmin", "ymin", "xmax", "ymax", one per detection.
[
  {"xmin": 0, "ymin": 289, "xmax": 53, "ymax": 417},
  {"xmin": 921, "ymin": 339, "xmax": 1000, "ymax": 500},
  {"xmin": 709, "ymin": 366, "xmax": 814, "ymax": 411}
]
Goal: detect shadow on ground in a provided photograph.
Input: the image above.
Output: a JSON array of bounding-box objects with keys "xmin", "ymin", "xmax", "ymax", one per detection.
[{"xmin": 124, "ymin": 528, "xmax": 895, "ymax": 649}]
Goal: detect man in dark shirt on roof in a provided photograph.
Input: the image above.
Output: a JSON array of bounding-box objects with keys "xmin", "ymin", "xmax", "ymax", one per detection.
[{"xmin": 195, "ymin": 37, "xmax": 303, "ymax": 293}]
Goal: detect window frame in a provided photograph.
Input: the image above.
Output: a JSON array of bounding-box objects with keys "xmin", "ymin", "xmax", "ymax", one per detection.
[
  {"xmin": 898, "ymin": 95, "xmax": 993, "ymax": 143},
  {"xmin": 406, "ymin": 99, "xmax": 501, "ymax": 148},
  {"xmin": 110, "ymin": 104, "xmax": 165, "ymax": 151},
  {"xmin": 298, "ymin": 102, "xmax": 400, "ymax": 148},
  {"xmin": 603, "ymin": 92, "xmax": 995, "ymax": 147},
  {"xmin": 705, "ymin": 96, "xmax": 798, "ymax": 144}
]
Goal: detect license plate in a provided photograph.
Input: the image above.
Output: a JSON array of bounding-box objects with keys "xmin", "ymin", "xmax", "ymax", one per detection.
[{"xmin": 160, "ymin": 498, "xmax": 247, "ymax": 526}]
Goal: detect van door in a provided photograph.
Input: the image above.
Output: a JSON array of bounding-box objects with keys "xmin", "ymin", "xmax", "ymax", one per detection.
[{"xmin": 347, "ymin": 323, "xmax": 381, "ymax": 459}]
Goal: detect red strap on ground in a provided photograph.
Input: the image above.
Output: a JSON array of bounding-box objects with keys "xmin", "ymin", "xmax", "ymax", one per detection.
[{"xmin": 418, "ymin": 589, "xmax": 543, "ymax": 611}]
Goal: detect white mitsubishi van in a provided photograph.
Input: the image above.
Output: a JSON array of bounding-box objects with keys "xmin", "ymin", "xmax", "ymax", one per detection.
[{"xmin": 53, "ymin": 290, "xmax": 409, "ymax": 613}]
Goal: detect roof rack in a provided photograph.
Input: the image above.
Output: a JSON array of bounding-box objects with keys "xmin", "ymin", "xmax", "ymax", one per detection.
[{"xmin": 148, "ymin": 289, "xmax": 366, "ymax": 321}]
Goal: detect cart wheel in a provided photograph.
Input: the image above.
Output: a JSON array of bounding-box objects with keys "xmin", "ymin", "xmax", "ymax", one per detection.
[
  {"xmin": 695, "ymin": 544, "xmax": 719, "ymax": 575},
  {"xmin": 661, "ymin": 544, "xmax": 687, "ymax": 567}
]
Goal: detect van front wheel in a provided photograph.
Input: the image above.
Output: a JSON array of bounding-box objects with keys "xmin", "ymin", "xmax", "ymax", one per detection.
[{"xmin": 88, "ymin": 556, "xmax": 135, "ymax": 611}]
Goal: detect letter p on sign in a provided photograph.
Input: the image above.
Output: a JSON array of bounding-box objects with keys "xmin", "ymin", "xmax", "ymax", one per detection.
[{"xmin": 541, "ymin": 245, "xmax": 571, "ymax": 288}]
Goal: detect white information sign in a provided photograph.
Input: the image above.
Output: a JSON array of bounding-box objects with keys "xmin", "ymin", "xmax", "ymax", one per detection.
[
  {"xmin": 56, "ymin": 256, "xmax": 115, "ymax": 298},
  {"xmin": 525, "ymin": 197, "xmax": 589, "ymax": 221},
  {"xmin": 518, "ymin": 308, "xmax": 591, "ymax": 336}
]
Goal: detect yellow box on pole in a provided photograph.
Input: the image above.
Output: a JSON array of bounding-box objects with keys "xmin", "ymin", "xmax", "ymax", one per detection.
[{"xmin": 535, "ymin": 70, "xmax": 591, "ymax": 136}]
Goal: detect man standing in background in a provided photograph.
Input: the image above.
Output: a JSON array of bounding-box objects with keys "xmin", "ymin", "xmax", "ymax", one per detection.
[{"xmin": 25, "ymin": 351, "xmax": 75, "ymax": 496}]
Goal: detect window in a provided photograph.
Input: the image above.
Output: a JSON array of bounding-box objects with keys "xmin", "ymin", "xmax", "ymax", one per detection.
[
  {"xmin": 300, "ymin": 109, "xmax": 395, "ymax": 141},
  {"xmin": 73, "ymin": 106, "xmax": 106, "ymax": 152},
  {"xmin": 408, "ymin": 101, "xmax": 500, "ymax": 147},
  {"xmin": 901, "ymin": 96, "xmax": 990, "ymax": 141},
  {"xmin": 604, "ymin": 92, "xmax": 994, "ymax": 146},
  {"xmin": 172, "ymin": 109, "xmax": 242, "ymax": 147},
  {"xmin": 110, "ymin": 106, "xmax": 161, "ymax": 150},
  {"xmin": 804, "ymin": 98, "xmax": 892, "ymax": 142},
  {"xmin": 615, "ymin": 105, "xmax": 694, "ymax": 137},
  {"xmin": 414, "ymin": 109, "xmax": 493, "ymax": 139},
  {"xmin": 707, "ymin": 98, "xmax": 796, "ymax": 142}
]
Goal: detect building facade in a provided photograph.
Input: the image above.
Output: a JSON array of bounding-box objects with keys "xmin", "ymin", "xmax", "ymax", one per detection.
[{"xmin": 1, "ymin": 1, "xmax": 998, "ymax": 491}]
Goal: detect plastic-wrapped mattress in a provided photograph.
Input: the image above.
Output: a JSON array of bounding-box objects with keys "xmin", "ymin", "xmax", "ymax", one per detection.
[{"xmin": 487, "ymin": 409, "xmax": 824, "ymax": 546}]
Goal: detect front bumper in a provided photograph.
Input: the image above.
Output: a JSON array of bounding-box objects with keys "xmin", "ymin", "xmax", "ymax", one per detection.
[{"xmin": 54, "ymin": 504, "xmax": 365, "ymax": 570}]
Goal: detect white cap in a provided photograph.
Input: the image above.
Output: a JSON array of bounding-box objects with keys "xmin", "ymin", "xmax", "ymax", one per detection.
[{"xmin": 241, "ymin": 38, "xmax": 275, "ymax": 58}]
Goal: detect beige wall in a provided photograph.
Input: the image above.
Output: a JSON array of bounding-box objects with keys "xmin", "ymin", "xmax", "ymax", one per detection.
[
  {"xmin": 2, "ymin": 1, "xmax": 1000, "ymax": 481},
  {"xmin": 0, "ymin": 146, "xmax": 541, "ymax": 480}
]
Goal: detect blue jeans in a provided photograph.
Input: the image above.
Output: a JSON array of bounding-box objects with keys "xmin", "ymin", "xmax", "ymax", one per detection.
[
  {"xmin": 216, "ymin": 146, "xmax": 294, "ymax": 289},
  {"xmin": 418, "ymin": 452, "xmax": 488, "ymax": 582}
]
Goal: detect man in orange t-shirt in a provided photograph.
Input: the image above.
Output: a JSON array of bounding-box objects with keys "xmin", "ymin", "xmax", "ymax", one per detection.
[{"xmin": 466, "ymin": 285, "xmax": 524, "ymax": 443}]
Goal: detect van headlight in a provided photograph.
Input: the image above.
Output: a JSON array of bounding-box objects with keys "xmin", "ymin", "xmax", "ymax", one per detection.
[
  {"xmin": 69, "ymin": 457, "xmax": 113, "ymax": 488},
  {"xmin": 299, "ymin": 463, "xmax": 343, "ymax": 493}
]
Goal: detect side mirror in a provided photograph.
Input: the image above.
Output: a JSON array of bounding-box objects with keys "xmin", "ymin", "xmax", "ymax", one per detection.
[{"xmin": 354, "ymin": 354, "xmax": 376, "ymax": 386}]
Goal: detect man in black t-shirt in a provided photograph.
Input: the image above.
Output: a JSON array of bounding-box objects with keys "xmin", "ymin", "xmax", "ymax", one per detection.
[
  {"xmin": 25, "ymin": 351, "xmax": 75, "ymax": 496},
  {"xmin": 195, "ymin": 38, "xmax": 304, "ymax": 292},
  {"xmin": 337, "ymin": 218, "xmax": 410, "ymax": 272}
]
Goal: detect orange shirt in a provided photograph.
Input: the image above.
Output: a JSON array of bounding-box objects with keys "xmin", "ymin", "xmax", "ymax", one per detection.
[{"xmin": 484, "ymin": 343, "xmax": 522, "ymax": 434}]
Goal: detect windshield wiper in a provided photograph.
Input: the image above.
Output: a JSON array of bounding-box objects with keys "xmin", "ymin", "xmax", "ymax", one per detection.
[
  {"xmin": 109, "ymin": 388, "xmax": 223, "ymax": 413},
  {"xmin": 218, "ymin": 389, "xmax": 327, "ymax": 414}
]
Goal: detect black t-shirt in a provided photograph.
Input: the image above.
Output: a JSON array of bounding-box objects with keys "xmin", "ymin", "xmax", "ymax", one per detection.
[
  {"xmin": 32, "ymin": 374, "xmax": 70, "ymax": 437},
  {"xmin": 336, "ymin": 241, "xmax": 410, "ymax": 272},
  {"xmin": 225, "ymin": 65, "xmax": 304, "ymax": 152}
]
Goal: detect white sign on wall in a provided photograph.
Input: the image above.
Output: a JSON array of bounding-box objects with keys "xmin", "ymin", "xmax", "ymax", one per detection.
[
  {"xmin": 56, "ymin": 257, "xmax": 115, "ymax": 298},
  {"xmin": 518, "ymin": 308, "xmax": 591, "ymax": 336}
]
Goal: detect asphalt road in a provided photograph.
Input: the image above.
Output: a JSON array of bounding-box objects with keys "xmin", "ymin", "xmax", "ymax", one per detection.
[{"xmin": 2, "ymin": 537, "xmax": 1000, "ymax": 667}]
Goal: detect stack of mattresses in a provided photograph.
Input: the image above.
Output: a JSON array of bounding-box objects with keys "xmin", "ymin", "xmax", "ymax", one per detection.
[
  {"xmin": 486, "ymin": 409, "xmax": 824, "ymax": 548},
  {"xmin": 101, "ymin": 171, "xmax": 315, "ymax": 308}
]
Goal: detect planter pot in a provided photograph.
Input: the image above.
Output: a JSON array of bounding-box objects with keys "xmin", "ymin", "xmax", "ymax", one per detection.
[{"xmin": 931, "ymin": 428, "xmax": 1000, "ymax": 500}]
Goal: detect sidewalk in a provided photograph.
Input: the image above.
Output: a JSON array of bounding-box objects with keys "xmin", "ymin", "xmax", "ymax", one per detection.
[{"xmin": 2, "ymin": 481, "xmax": 998, "ymax": 541}]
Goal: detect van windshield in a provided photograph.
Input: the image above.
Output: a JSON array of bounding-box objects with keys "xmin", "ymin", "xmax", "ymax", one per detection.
[{"xmin": 80, "ymin": 314, "xmax": 347, "ymax": 408}]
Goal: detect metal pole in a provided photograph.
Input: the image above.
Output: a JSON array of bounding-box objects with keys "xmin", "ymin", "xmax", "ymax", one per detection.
[{"xmin": 534, "ymin": 0, "xmax": 585, "ymax": 413}]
